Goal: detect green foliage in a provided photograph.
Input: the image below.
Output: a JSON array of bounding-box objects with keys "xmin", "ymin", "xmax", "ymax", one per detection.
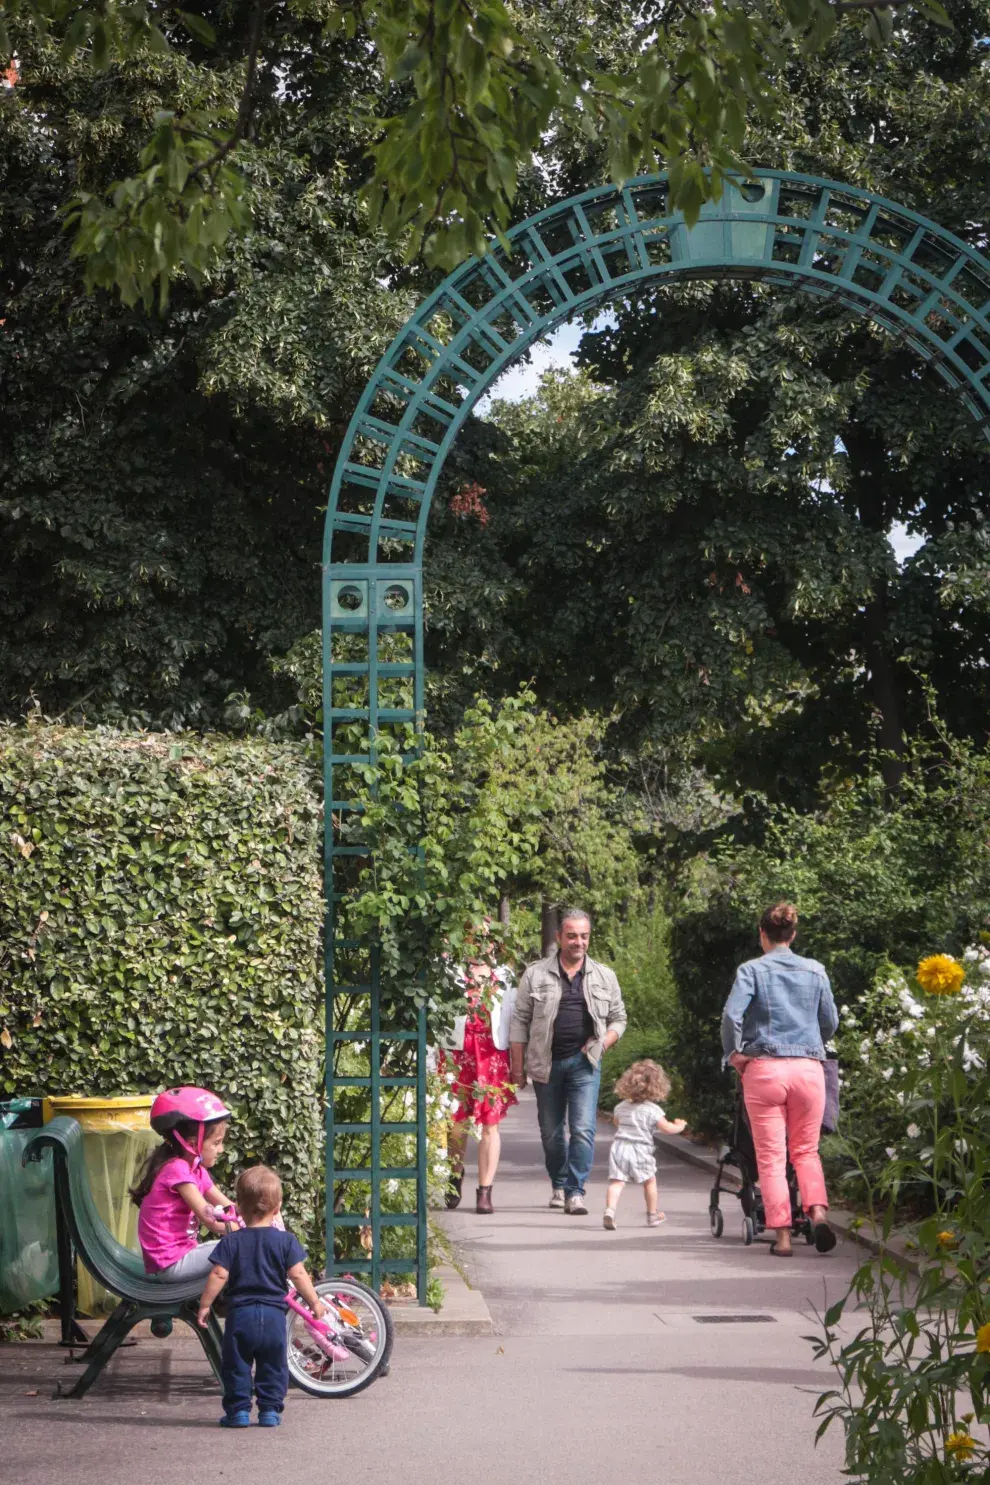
[
  {"xmin": 0, "ymin": 35, "xmax": 407, "ymax": 728},
  {"xmin": 0, "ymin": 0, "xmax": 950, "ymax": 302},
  {"xmin": 811, "ymin": 955, "xmax": 990, "ymax": 1482},
  {"xmin": 0, "ymin": 1299, "xmax": 46, "ymax": 1341},
  {"xmin": 604, "ymin": 903, "xmax": 677, "ymax": 1034},
  {"xmin": 335, "ymin": 687, "xmax": 644, "ymax": 1019},
  {"xmin": 0, "ymin": 724, "xmax": 325, "ymax": 1244}
]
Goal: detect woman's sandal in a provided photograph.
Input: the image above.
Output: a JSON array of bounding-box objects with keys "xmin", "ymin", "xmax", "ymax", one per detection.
[
  {"xmin": 813, "ymin": 1222, "xmax": 837, "ymax": 1254},
  {"xmin": 769, "ymin": 1241, "xmax": 793, "ymax": 1257}
]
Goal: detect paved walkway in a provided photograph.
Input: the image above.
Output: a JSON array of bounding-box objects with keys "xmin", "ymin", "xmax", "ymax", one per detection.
[{"xmin": 1, "ymin": 1092, "xmax": 861, "ymax": 1485}]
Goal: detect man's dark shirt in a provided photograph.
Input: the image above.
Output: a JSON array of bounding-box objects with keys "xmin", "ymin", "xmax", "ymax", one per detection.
[{"xmin": 551, "ymin": 956, "xmax": 595, "ymax": 1060}]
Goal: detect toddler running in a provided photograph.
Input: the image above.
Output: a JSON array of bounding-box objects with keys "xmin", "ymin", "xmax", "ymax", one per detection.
[
  {"xmin": 198, "ymin": 1164, "xmax": 326, "ymax": 1428},
  {"xmin": 603, "ymin": 1060, "xmax": 686, "ymax": 1229},
  {"xmin": 131, "ymin": 1086, "xmax": 236, "ymax": 1281}
]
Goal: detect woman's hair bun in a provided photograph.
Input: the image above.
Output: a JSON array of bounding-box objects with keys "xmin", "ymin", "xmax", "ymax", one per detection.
[{"xmin": 759, "ymin": 901, "xmax": 798, "ymax": 943}]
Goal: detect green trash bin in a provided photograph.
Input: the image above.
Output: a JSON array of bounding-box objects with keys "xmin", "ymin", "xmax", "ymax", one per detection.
[
  {"xmin": 43, "ymin": 1096, "xmax": 159, "ymax": 1315},
  {"xmin": 0, "ymin": 1099, "xmax": 59, "ymax": 1315}
]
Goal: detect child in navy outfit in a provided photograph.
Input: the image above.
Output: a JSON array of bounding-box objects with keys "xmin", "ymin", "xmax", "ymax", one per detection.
[{"xmin": 198, "ymin": 1164, "xmax": 325, "ymax": 1428}]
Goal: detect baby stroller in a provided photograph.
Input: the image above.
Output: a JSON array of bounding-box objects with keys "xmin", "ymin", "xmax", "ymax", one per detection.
[{"xmin": 708, "ymin": 1082, "xmax": 814, "ymax": 1246}]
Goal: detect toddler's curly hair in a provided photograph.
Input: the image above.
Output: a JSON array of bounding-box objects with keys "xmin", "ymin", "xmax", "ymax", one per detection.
[{"xmin": 614, "ymin": 1059, "xmax": 671, "ymax": 1104}]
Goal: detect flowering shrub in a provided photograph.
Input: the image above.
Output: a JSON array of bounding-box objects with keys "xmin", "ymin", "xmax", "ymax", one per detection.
[
  {"xmin": 814, "ymin": 951, "xmax": 990, "ymax": 1482},
  {"xmin": 830, "ymin": 949, "xmax": 990, "ymax": 1207}
]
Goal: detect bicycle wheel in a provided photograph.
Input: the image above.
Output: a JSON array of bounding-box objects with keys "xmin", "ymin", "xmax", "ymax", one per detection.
[{"xmin": 286, "ymin": 1278, "xmax": 394, "ymax": 1398}]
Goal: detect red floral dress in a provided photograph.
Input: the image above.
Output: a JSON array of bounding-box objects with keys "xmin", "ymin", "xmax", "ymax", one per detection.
[{"xmin": 447, "ymin": 990, "xmax": 517, "ymax": 1127}]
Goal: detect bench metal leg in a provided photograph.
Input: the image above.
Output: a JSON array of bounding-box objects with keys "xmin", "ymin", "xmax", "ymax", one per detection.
[
  {"xmin": 174, "ymin": 1299, "xmax": 224, "ymax": 1384},
  {"xmin": 55, "ymin": 1301, "xmax": 141, "ymax": 1400}
]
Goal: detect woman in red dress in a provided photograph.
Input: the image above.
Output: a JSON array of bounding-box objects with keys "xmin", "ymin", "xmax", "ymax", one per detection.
[{"xmin": 444, "ymin": 963, "xmax": 517, "ymax": 1215}]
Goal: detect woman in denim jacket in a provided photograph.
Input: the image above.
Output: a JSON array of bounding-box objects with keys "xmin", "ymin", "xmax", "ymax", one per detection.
[{"xmin": 721, "ymin": 902, "xmax": 839, "ymax": 1257}]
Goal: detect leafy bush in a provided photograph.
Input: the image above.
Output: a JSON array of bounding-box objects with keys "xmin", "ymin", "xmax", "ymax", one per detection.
[
  {"xmin": 0, "ymin": 724, "xmax": 325, "ymax": 1244},
  {"xmin": 605, "ymin": 904, "xmax": 678, "ymax": 1034}
]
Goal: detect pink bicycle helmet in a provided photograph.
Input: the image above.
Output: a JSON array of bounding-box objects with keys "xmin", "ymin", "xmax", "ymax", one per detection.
[{"xmin": 150, "ymin": 1086, "xmax": 232, "ymax": 1164}]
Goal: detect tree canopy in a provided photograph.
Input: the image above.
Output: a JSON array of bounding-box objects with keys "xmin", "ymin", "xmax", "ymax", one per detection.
[{"xmin": 0, "ymin": 0, "xmax": 950, "ymax": 306}]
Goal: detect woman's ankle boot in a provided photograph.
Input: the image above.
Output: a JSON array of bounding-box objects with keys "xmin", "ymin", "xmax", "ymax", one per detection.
[
  {"xmin": 445, "ymin": 1171, "xmax": 464, "ymax": 1210},
  {"xmin": 476, "ymin": 1184, "xmax": 494, "ymax": 1214}
]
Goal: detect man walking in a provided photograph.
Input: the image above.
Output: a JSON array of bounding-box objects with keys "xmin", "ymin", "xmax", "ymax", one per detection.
[{"xmin": 509, "ymin": 909, "xmax": 626, "ymax": 1214}]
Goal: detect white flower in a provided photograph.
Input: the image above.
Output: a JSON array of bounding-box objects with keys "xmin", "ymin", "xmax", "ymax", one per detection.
[
  {"xmin": 980, "ymin": 961, "xmax": 990, "ymax": 979},
  {"xmin": 895, "ymin": 1092, "xmax": 905, "ymax": 1106},
  {"xmin": 925, "ymin": 1027, "xmax": 936, "ymax": 1040},
  {"xmin": 875, "ymin": 1030, "xmax": 888, "ymax": 1046},
  {"xmin": 898, "ymin": 1020, "xmax": 916, "ymax": 1035},
  {"xmin": 963, "ymin": 947, "xmax": 980, "ymax": 963},
  {"xmin": 881, "ymin": 1067, "xmax": 893, "ymax": 1081},
  {"xmin": 955, "ymin": 1139, "xmax": 970, "ymax": 1156},
  {"xmin": 859, "ymin": 1038, "xmax": 872, "ymax": 1055},
  {"xmin": 906, "ymin": 1124, "xmax": 921, "ymax": 1138},
  {"xmin": 885, "ymin": 1147, "xmax": 897, "ymax": 1159}
]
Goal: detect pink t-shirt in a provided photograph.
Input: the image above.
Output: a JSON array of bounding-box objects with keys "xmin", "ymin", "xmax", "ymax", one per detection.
[{"xmin": 137, "ymin": 1157, "xmax": 213, "ymax": 1273}]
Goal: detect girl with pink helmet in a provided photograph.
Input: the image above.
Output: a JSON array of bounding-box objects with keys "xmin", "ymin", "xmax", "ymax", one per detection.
[{"xmin": 130, "ymin": 1086, "xmax": 236, "ymax": 1282}]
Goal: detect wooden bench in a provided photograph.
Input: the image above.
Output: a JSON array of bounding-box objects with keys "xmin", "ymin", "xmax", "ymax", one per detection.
[{"xmin": 23, "ymin": 1117, "xmax": 223, "ymax": 1398}]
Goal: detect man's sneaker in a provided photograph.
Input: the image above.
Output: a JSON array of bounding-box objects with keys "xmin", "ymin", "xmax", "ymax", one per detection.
[
  {"xmin": 565, "ymin": 1194, "xmax": 588, "ymax": 1216},
  {"xmin": 603, "ymin": 1208, "xmax": 617, "ymax": 1230},
  {"xmin": 549, "ymin": 1188, "xmax": 566, "ymax": 1210}
]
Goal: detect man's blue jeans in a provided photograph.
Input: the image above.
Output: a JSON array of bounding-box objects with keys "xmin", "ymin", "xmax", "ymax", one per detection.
[{"xmin": 533, "ymin": 1052, "xmax": 601, "ymax": 1198}]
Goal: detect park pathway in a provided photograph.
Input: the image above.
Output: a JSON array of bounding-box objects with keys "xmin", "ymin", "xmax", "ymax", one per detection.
[{"xmin": 1, "ymin": 1092, "xmax": 862, "ymax": 1485}]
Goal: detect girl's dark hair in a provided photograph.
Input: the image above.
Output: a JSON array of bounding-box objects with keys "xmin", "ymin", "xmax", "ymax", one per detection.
[
  {"xmin": 129, "ymin": 1118, "xmax": 222, "ymax": 1207},
  {"xmin": 759, "ymin": 901, "xmax": 799, "ymax": 944}
]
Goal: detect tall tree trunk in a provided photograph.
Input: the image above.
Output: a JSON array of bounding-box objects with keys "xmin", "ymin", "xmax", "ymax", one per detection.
[
  {"xmin": 540, "ymin": 899, "xmax": 558, "ymax": 958},
  {"xmin": 841, "ymin": 420, "xmax": 907, "ymax": 790},
  {"xmin": 862, "ymin": 590, "xmax": 906, "ymax": 790}
]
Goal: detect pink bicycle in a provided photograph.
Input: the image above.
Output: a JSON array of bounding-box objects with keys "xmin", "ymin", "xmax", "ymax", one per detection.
[{"xmin": 209, "ymin": 1208, "xmax": 393, "ymax": 1398}]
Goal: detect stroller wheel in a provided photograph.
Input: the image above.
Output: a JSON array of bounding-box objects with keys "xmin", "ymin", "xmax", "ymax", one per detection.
[
  {"xmin": 709, "ymin": 1206, "xmax": 724, "ymax": 1239},
  {"xmin": 742, "ymin": 1216, "xmax": 756, "ymax": 1246}
]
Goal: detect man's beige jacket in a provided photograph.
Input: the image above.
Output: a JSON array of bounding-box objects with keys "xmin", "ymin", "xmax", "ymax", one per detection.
[{"xmin": 509, "ymin": 953, "xmax": 627, "ymax": 1085}]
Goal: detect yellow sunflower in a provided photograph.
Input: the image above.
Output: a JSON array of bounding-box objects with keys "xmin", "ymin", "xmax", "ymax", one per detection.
[
  {"xmin": 937, "ymin": 1230, "xmax": 958, "ymax": 1249},
  {"xmin": 945, "ymin": 1432, "xmax": 978, "ymax": 1463},
  {"xmin": 917, "ymin": 955, "xmax": 965, "ymax": 996},
  {"xmin": 976, "ymin": 1322, "xmax": 990, "ymax": 1353}
]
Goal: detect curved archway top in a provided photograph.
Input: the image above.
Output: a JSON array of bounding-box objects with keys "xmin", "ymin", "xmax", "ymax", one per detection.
[{"xmin": 326, "ymin": 167, "xmax": 990, "ymax": 574}]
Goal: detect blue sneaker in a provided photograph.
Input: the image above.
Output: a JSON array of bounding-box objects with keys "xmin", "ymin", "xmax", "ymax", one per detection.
[
  {"xmin": 220, "ymin": 1411, "xmax": 251, "ymax": 1428},
  {"xmin": 257, "ymin": 1411, "xmax": 281, "ymax": 1428}
]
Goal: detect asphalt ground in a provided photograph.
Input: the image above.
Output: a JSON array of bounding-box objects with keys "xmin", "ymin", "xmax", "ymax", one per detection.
[{"xmin": 0, "ymin": 1091, "xmax": 861, "ymax": 1485}]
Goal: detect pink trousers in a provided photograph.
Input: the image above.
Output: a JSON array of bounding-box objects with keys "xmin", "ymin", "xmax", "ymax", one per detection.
[{"xmin": 741, "ymin": 1058, "xmax": 828, "ymax": 1230}]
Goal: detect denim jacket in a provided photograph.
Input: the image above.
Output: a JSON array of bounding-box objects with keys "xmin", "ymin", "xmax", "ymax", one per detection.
[{"xmin": 721, "ymin": 947, "xmax": 838, "ymax": 1066}]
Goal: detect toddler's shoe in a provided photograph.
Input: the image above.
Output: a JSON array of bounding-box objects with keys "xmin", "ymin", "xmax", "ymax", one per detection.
[
  {"xmin": 603, "ymin": 1208, "xmax": 617, "ymax": 1230},
  {"xmin": 220, "ymin": 1410, "xmax": 251, "ymax": 1428},
  {"xmin": 257, "ymin": 1411, "xmax": 281, "ymax": 1428}
]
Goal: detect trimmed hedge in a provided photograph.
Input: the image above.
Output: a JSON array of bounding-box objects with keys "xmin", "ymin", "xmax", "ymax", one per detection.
[{"xmin": 0, "ymin": 725, "xmax": 324, "ymax": 1242}]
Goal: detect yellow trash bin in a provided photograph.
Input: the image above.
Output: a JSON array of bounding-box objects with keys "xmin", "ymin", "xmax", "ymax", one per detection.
[{"xmin": 43, "ymin": 1096, "xmax": 158, "ymax": 1316}]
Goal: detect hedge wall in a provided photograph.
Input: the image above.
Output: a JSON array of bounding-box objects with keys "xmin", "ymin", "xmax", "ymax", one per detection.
[{"xmin": 0, "ymin": 726, "xmax": 325, "ymax": 1242}]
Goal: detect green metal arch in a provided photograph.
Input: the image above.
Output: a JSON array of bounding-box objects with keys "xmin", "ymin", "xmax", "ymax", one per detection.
[{"xmin": 320, "ymin": 168, "xmax": 990, "ymax": 1295}]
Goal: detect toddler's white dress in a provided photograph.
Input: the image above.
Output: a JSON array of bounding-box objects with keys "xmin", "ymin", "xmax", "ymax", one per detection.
[{"xmin": 608, "ymin": 1100, "xmax": 664, "ymax": 1183}]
